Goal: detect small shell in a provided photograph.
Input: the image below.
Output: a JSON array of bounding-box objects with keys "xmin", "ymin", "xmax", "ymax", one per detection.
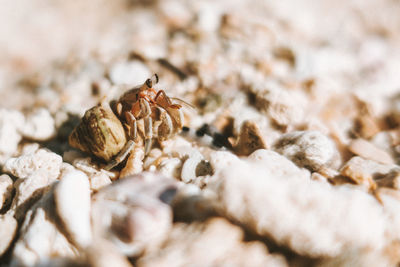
[{"xmin": 69, "ymin": 102, "xmax": 127, "ymax": 162}]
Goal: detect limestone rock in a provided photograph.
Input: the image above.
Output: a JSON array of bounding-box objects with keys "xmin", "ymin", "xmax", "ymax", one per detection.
[{"xmin": 273, "ymin": 130, "xmax": 341, "ymax": 172}]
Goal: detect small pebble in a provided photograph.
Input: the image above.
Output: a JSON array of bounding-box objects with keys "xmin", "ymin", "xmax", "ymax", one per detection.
[
  {"xmin": 273, "ymin": 130, "xmax": 341, "ymax": 172},
  {"xmin": 348, "ymin": 138, "xmax": 395, "ymax": 165},
  {"xmin": 234, "ymin": 120, "xmax": 267, "ymax": 156},
  {"xmin": 55, "ymin": 170, "xmax": 92, "ymax": 248}
]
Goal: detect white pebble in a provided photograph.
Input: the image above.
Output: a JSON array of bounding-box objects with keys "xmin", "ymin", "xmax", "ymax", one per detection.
[
  {"xmin": 209, "ymin": 151, "xmax": 241, "ymax": 173},
  {"xmin": 158, "ymin": 158, "xmax": 182, "ymax": 179},
  {"xmin": 0, "ymin": 109, "xmax": 24, "ymax": 158},
  {"xmin": 55, "ymin": 170, "xmax": 92, "ymax": 248},
  {"xmin": 3, "ymin": 149, "xmax": 62, "ymax": 180},
  {"xmin": 273, "ymin": 130, "xmax": 340, "ymax": 171},
  {"xmin": 181, "ymin": 156, "xmax": 202, "ymax": 183},
  {"xmin": 11, "ymin": 196, "xmax": 78, "ymax": 267},
  {"xmin": 19, "ymin": 108, "xmax": 55, "ymax": 141},
  {"xmin": 0, "ymin": 214, "xmax": 17, "ymax": 256}
]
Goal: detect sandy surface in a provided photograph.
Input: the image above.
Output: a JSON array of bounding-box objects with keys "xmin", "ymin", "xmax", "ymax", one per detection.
[{"xmin": 0, "ymin": 0, "xmax": 400, "ymax": 266}]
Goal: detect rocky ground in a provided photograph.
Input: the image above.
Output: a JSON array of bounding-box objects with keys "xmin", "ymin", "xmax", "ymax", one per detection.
[{"xmin": 1, "ymin": 0, "xmax": 400, "ymax": 266}]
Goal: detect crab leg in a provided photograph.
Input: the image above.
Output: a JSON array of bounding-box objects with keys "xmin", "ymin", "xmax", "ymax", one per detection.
[
  {"xmin": 156, "ymin": 106, "xmax": 173, "ymax": 140},
  {"xmin": 166, "ymin": 107, "xmax": 184, "ymax": 134},
  {"xmin": 154, "ymin": 90, "xmax": 172, "ymax": 108},
  {"xmin": 125, "ymin": 111, "xmax": 137, "ymax": 140},
  {"xmin": 143, "ymin": 117, "xmax": 153, "ymax": 154},
  {"xmin": 104, "ymin": 140, "xmax": 135, "ymax": 170},
  {"xmin": 139, "ymin": 98, "xmax": 153, "ymax": 154}
]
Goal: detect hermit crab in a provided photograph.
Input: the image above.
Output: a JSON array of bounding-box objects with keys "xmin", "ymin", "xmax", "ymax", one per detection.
[{"xmin": 69, "ymin": 75, "xmax": 188, "ymax": 170}]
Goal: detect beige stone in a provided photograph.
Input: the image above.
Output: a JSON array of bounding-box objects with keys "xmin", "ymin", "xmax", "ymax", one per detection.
[
  {"xmin": 0, "ymin": 174, "xmax": 13, "ymax": 210},
  {"xmin": 120, "ymin": 145, "xmax": 145, "ymax": 178},
  {"xmin": 19, "ymin": 108, "xmax": 55, "ymax": 141},
  {"xmin": 340, "ymin": 156, "xmax": 399, "ymax": 190},
  {"xmin": 3, "ymin": 148, "xmax": 62, "ymax": 180},
  {"xmin": 55, "ymin": 170, "xmax": 92, "ymax": 248},
  {"xmin": 209, "ymin": 160, "xmax": 386, "ymax": 257},
  {"xmin": 273, "ymin": 130, "xmax": 341, "ymax": 172},
  {"xmin": 234, "ymin": 120, "xmax": 267, "ymax": 156},
  {"xmin": 11, "ymin": 187, "xmax": 78, "ymax": 267},
  {"xmin": 348, "ymin": 138, "xmax": 394, "ymax": 165},
  {"xmin": 0, "ymin": 214, "xmax": 18, "ymax": 256}
]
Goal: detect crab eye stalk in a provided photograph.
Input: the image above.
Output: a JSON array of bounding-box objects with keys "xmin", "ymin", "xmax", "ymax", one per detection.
[
  {"xmin": 144, "ymin": 74, "xmax": 159, "ymax": 89},
  {"xmin": 145, "ymin": 78, "xmax": 152, "ymax": 88}
]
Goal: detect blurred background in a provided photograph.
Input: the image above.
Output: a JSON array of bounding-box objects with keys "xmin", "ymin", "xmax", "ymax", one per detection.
[{"xmin": 1, "ymin": 0, "xmax": 400, "ymax": 109}]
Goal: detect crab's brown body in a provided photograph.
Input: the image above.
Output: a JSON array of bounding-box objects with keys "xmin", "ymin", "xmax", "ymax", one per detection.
[{"xmin": 69, "ymin": 75, "xmax": 185, "ymax": 170}]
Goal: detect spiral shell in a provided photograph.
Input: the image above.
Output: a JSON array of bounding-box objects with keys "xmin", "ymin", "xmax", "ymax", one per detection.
[{"xmin": 69, "ymin": 102, "xmax": 127, "ymax": 162}]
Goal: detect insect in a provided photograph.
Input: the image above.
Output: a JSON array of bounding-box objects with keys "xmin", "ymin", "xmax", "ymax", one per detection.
[{"xmin": 69, "ymin": 74, "xmax": 188, "ymax": 170}]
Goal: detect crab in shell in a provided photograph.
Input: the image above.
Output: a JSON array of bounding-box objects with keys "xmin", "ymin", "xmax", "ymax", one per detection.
[{"xmin": 69, "ymin": 74, "xmax": 189, "ymax": 170}]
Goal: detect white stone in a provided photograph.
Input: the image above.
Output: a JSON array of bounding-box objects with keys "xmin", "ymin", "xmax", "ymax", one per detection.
[
  {"xmin": 209, "ymin": 161, "xmax": 386, "ymax": 257},
  {"xmin": 11, "ymin": 189, "xmax": 78, "ymax": 267},
  {"xmin": 19, "ymin": 108, "xmax": 55, "ymax": 141},
  {"xmin": 11, "ymin": 171, "xmax": 54, "ymax": 220},
  {"xmin": 3, "ymin": 148, "xmax": 62, "ymax": 180},
  {"xmin": 0, "ymin": 214, "xmax": 17, "ymax": 256},
  {"xmin": 247, "ymin": 149, "xmax": 310, "ymax": 180},
  {"xmin": 0, "ymin": 109, "xmax": 24, "ymax": 158},
  {"xmin": 158, "ymin": 158, "xmax": 182, "ymax": 180},
  {"xmin": 181, "ymin": 156, "xmax": 202, "ymax": 183},
  {"xmin": 55, "ymin": 170, "xmax": 91, "ymax": 248},
  {"xmin": 89, "ymin": 171, "xmax": 112, "ymax": 192},
  {"xmin": 71, "ymin": 157, "xmax": 113, "ymax": 190},
  {"xmin": 273, "ymin": 130, "xmax": 340, "ymax": 171},
  {"xmin": 209, "ymin": 151, "xmax": 241, "ymax": 174}
]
